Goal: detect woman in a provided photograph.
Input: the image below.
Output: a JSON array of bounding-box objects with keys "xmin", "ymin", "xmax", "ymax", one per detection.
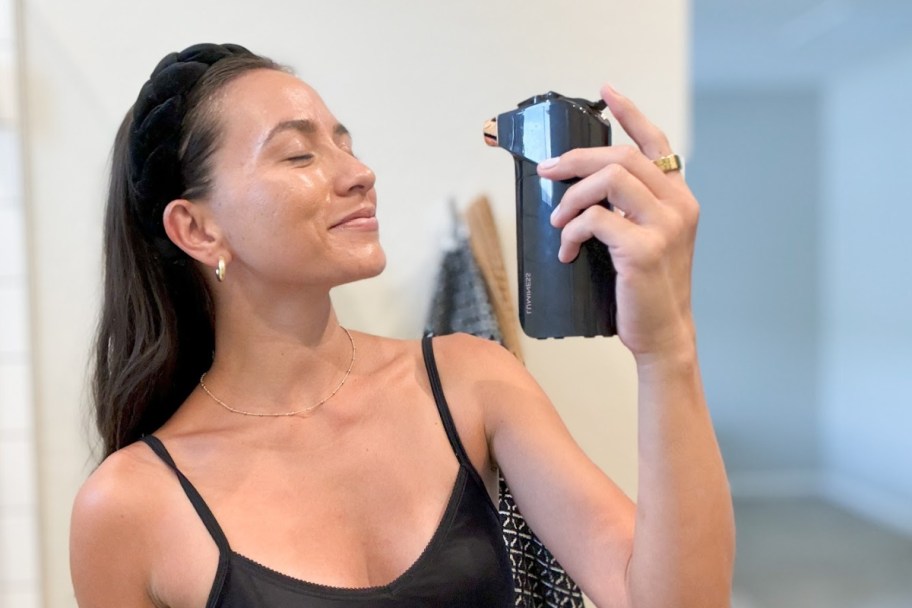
[{"xmin": 70, "ymin": 43, "xmax": 734, "ymax": 607}]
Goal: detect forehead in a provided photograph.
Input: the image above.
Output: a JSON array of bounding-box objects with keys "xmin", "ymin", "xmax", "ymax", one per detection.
[{"xmin": 214, "ymin": 69, "xmax": 339, "ymax": 147}]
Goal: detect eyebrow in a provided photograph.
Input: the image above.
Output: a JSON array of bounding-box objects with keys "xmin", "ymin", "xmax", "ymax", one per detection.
[{"xmin": 263, "ymin": 119, "xmax": 350, "ymax": 145}]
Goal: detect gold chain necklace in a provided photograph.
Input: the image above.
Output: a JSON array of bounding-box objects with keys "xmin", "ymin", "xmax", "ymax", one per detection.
[{"xmin": 199, "ymin": 327, "xmax": 355, "ymax": 417}]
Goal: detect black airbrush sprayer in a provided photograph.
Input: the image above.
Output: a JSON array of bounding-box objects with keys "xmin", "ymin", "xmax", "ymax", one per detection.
[{"xmin": 484, "ymin": 92, "xmax": 617, "ymax": 338}]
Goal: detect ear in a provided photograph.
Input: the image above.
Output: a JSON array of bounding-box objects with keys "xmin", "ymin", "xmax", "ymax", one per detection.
[{"xmin": 161, "ymin": 199, "xmax": 228, "ymax": 267}]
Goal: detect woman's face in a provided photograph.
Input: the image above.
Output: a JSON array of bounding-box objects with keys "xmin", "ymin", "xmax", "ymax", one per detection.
[{"xmin": 202, "ymin": 69, "xmax": 385, "ymax": 291}]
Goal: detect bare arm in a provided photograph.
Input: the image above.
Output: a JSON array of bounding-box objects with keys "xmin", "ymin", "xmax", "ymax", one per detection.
[
  {"xmin": 474, "ymin": 84, "xmax": 733, "ymax": 607},
  {"xmin": 70, "ymin": 451, "xmax": 159, "ymax": 608},
  {"xmin": 625, "ymin": 342, "xmax": 733, "ymax": 607}
]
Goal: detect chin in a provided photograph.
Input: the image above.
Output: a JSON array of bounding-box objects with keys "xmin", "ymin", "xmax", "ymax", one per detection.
[
  {"xmin": 339, "ymin": 246, "xmax": 387, "ymax": 285},
  {"xmin": 362, "ymin": 251, "xmax": 387, "ymax": 279}
]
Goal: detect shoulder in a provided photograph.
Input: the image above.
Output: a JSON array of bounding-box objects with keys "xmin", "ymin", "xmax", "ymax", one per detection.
[
  {"xmin": 423, "ymin": 333, "xmax": 552, "ymax": 439},
  {"xmin": 426, "ymin": 332, "xmax": 518, "ymax": 370},
  {"xmin": 70, "ymin": 441, "xmax": 167, "ymax": 606},
  {"xmin": 427, "ymin": 332, "xmax": 543, "ymax": 403},
  {"xmin": 352, "ymin": 330, "xmax": 540, "ymax": 432},
  {"xmin": 72, "ymin": 440, "xmax": 165, "ymax": 527}
]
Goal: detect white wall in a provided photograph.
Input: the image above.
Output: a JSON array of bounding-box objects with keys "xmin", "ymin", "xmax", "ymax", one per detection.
[
  {"xmin": 19, "ymin": 1, "xmax": 690, "ymax": 605},
  {"xmin": 687, "ymin": 88, "xmax": 821, "ymax": 477},
  {"xmin": 1, "ymin": 0, "xmax": 43, "ymax": 606},
  {"xmin": 819, "ymin": 39, "xmax": 912, "ymax": 532}
]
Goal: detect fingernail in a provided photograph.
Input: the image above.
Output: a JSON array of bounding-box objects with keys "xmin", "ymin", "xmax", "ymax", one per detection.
[
  {"xmin": 538, "ymin": 157, "xmax": 559, "ymax": 170},
  {"xmin": 550, "ymin": 205, "xmax": 561, "ymax": 223}
]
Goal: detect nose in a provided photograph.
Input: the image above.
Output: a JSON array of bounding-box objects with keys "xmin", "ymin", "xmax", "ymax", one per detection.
[{"xmin": 335, "ymin": 150, "xmax": 376, "ymax": 196}]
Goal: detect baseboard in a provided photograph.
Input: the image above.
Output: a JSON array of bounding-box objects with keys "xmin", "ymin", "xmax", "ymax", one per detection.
[
  {"xmin": 820, "ymin": 472, "xmax": 912, "ymax": 538},
  {"xmin": 728, "ymin": 469, "xmax": 820, "ymax": 499}
]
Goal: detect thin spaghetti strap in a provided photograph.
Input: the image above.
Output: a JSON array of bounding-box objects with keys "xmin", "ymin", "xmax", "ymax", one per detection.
[
  {"xmin": 421, "ymin": 333, "xmax": 488, "ymax": 491},
  {"xmin": 141, "ymin": 435, "xmax": 231, "ymax": 553}
]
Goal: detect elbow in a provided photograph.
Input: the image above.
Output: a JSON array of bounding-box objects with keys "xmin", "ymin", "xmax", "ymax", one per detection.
[{"xmin": 624, "ymin": 532, "xmax": 736, "ymax": 608}]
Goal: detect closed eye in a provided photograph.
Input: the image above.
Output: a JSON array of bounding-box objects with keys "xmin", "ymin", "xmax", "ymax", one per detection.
[{"xmin": 286, "ymin": 154, "xmax": 314, "ymax": 163}]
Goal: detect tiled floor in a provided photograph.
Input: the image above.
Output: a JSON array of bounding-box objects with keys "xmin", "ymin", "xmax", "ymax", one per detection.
[{"xmin": 732, "ymin": 497, "xmax": 912, "ymax": 608}]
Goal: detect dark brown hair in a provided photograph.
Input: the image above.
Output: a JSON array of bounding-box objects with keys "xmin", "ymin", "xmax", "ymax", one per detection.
[{"xmin": 92, "ymin": 51, "xmax": 285, "ymax": 458}]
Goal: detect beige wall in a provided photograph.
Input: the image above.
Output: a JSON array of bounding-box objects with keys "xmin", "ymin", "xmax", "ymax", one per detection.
[{"xmin": 19, "ymin": 1, "xmax": 690, "ymax": 605}]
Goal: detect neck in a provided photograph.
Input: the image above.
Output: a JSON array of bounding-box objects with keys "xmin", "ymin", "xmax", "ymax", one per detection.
[{"xmin": 203, "ymin": 282, "xmax": 354, "ymax": 416}]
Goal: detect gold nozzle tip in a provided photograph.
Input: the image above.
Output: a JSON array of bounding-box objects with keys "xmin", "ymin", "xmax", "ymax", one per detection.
[{"xmin": 483, "ymin": 118, "xmax": 497, "ymax": 146}]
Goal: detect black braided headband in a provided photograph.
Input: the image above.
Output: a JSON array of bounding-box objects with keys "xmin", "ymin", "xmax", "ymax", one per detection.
[{"xmin": 128, "ymin": 43, "xmax": 252, "ymax": 257}]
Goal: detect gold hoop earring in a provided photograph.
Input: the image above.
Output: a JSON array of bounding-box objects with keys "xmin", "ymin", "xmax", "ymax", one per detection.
[{"xmin": 215, "ymin": 257, "xmax": 226, "ymax": 282}]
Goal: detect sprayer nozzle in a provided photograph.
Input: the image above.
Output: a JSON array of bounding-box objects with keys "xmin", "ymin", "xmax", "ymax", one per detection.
[{"xmin": 483, "ymin": 118, "xmax": 497, "ymax": 146}]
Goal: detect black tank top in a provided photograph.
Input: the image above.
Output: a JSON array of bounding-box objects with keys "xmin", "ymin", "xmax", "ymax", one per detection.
[{"xmin": 142, "ymin": 334, "xmax": 515, "ymax": 607}]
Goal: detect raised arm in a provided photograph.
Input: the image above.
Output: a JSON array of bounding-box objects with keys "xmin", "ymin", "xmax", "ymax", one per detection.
[{"xmin": 476, "ymin": 84, "xmax": 734, "ymax": 607}]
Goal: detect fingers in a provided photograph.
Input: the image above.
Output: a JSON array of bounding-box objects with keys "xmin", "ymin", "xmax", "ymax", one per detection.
[
  {"xmin": 557, "ymin": 205, "xmax": 638, "ymax": 263},
  {"xmin": 536, "ymin": 85, "xmax": 690, "ymax": 231},
  {"xmin": 550, "ymin": 162, "xmax": 659, "ymax": 228},
  {"xmin": 538, "ymin": 145, "xmax": 677, "ymax": 201},
  {"xmin": 599, "ymin": 85, "xmax": 672, "ymax": 161},
  {"xmin": 535, "ymin": 84, "xmax": 693, "ymax": 266}
]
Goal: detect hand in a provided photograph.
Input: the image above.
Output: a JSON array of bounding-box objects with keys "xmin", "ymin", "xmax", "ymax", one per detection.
[{"xmin": 538, "ymin": 84, "xmax": 699, "ymax": 359}]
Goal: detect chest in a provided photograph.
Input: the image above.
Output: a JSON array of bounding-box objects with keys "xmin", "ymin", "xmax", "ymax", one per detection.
[
  {"xmin": 149, "ymin": 429, "xmax": 499, "ymax": 606},
  {"xmin": 151, "ymin": 464, "xmax": 508, "ymax": 608},
  {"xmin": 148, "ymin": 351, "xmax": 505, "ymax": 607}
]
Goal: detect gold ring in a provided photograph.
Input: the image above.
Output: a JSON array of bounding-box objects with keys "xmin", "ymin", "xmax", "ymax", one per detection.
[{"xmin": 654, "ymin": 153, "xmax": 683, "ymax": 173}]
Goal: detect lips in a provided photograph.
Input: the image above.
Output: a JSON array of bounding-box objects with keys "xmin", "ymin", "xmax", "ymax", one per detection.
[{"xmin": 330, "ymin": 206, "xmax": 378, "ymax": 229}]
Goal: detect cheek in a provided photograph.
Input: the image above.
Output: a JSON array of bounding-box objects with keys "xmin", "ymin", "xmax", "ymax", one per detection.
[
  {"xmin": 208, "ymin": 157, "xmax": 338, "ymax": 252},
  {"xmin": 226, "ymin": 174, "xmax": 324, "ymax": 234}
]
